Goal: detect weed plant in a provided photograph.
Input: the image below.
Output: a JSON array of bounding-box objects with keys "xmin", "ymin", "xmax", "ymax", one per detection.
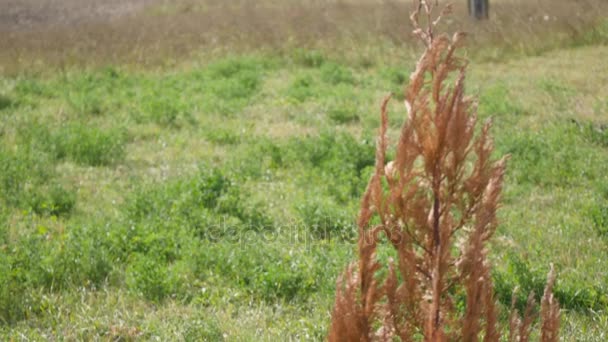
[{"xmin": 329, "ymin": 2, "xmax": 559, "ymax": 340}]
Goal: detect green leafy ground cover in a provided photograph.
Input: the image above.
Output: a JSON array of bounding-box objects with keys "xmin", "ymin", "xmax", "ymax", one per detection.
[{"xmin": 1, "ymin": 30, "xmax": 608, "ymax": 341}]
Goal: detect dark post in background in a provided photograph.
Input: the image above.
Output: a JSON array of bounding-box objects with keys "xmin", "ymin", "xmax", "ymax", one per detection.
[{"xmin": 469, "ymin": 0, "xmax": 489, "ymax": 19}]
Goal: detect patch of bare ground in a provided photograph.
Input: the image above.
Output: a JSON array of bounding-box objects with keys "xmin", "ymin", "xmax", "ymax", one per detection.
[{"xmin": 0, "ymin": 0, "xmax": 158, "ymax": 32}]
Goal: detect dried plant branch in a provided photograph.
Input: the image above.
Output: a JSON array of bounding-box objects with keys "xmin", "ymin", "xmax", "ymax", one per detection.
[
  {"xmin": 540, "ymin": 265, "xmax": 561, "ymax": 342},
  {"xmin": 328, "ymin": 1, "xmax": 560, "ymax": 341}
]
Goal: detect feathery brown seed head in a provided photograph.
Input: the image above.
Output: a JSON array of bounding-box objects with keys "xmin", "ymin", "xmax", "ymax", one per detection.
[{"xmin": 328, "ymin": 1, "xmax": 559, "ymax": 341}]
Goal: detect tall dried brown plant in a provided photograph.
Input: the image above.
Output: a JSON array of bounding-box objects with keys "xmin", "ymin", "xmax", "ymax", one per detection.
[{"xmin": 328, "ymin": 1, "xmax": 560, "ymax": 341}]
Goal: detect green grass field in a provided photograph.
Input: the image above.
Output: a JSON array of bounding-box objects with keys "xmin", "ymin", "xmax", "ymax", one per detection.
[{"xmin": 1, "ymin": 0, "xmax": 608, "ymax": 340}]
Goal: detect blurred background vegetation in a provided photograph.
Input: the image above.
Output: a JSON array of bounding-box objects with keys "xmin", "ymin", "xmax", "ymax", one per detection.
[{"xmin": 2, "ymin": 0, "xmax": 608, "ymax": 71}]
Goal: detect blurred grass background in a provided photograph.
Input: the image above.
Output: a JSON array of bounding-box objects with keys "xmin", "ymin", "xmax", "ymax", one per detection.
[{"xmin": 1, "ymin": 0, "xmax": 607, "ymax": 71}]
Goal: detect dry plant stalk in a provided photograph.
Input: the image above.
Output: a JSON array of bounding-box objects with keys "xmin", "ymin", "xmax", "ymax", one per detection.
[{"xmin": 328, "ymin": 1, "xmax": 559, "ymax": 341}]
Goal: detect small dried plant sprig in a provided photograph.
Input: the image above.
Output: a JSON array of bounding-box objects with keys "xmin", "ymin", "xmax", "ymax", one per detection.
[
  {"xmin": 540, "ymin": 265, "xmax": 561, "ymax": 342},
  {"xmin": 328, "ymin": 1, "xmax": 559, "ymax": 341}
]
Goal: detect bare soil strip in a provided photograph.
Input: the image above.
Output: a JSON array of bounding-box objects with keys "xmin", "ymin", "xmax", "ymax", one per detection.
[{"xmin": 0, "ymin": 0, "xmax": 158, "ymax": 32}]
